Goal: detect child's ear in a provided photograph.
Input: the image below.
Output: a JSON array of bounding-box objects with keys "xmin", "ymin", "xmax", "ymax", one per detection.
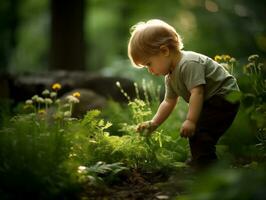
[{"xmin": 160, "ymin": 45, "xmax": 170, "ymax": 56}]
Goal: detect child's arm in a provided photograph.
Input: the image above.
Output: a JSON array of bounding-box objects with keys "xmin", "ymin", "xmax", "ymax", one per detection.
[
  {"xmin": 180, "ymin": 85, "xmax": 204, "ymax": 138},
  {"xmin": 137, "ymin": 97, "xmax": 178, "ymax": 133},
  {"xmin": 151, "ymin": 97, "xmax": 178, "ymax": 126}
]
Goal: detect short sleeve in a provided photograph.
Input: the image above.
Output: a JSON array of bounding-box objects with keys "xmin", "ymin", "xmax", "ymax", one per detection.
[
  {"xmin": 181, "ymin": 62, "xmax": 206, "ymax": 91},
  {"xmin": 164, "ymin": 76, "xmax": 178, "ymax": 99}
]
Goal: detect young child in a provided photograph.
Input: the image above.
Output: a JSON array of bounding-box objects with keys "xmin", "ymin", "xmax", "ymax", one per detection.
[{"xmin": 127, "ymin": 19, "xmax": 240, "ymax": 168}]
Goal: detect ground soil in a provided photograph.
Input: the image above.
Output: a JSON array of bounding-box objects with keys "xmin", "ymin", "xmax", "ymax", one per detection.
[{"xmin": 80, "ymin": 167, "xmax": 194, "ymax": 200}]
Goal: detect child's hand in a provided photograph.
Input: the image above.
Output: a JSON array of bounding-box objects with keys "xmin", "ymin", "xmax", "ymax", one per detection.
[
  {"xmin": 136, "ymin": 121, "xmax": 158, "ymax": 135},
  {"xmin": 180, "ymin": 120, "xmax": 196, "ymax": 138}
]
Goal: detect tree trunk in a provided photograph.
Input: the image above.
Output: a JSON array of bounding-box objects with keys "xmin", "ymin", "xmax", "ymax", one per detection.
[
  {"xmin": 0, "ymin": 0, "xmax": 19, "ymax": 72},
  {"xmin": 50, "ymin": 0, "xmax": 85, "ymax": 70}
]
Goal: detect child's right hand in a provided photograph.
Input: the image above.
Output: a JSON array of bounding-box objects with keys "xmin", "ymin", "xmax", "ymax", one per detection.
[{"xmin": 136, "ymin": 121, "xmax": 158, "ymax": 135}]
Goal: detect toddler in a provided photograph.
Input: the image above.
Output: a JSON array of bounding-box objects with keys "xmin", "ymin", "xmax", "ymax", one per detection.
[{"xmin": 127, "ymin": 19, "xmax": 240, "ymax": 168}]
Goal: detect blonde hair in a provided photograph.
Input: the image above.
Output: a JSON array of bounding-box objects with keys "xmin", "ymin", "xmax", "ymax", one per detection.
[{"xmin": 128, "ymin": 19, "xmax": 184, "ymax": 68}]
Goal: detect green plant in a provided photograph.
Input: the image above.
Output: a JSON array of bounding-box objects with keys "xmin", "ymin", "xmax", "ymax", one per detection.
[
  {"xmin": 0, "ymin": 112, "xmax": 82, "ymax": 199},
  {"xmin": 24, "ymin": 83, "xmax": 81, "ymax": 128},
  {"xmin": 0, "ymin": 78, "xmax": 187, "ymax": 197},
  {"xmin": 103, "ymin": 80, "xmax": 189, "ymax": 169},
  {"xmin": 77, "ymin": 161, "xmax": 128, "ymax": 186},
  {"xmin": 241, "ymin": 55, "xmax": 266, "ymax": 157},
  {"xmin": 0, "ymin": 84, "xmax": 109, "ymax": 199},
  {"xmin": 213, "ymin": 54, "xmax": 265, "ymax": 160}
]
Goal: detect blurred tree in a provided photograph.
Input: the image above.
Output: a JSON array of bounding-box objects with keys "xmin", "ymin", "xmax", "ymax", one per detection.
[
  {"xmin": 177, "ymin": 0, "xmax": 266, "ymax": 59},
  {"xmin": 7, "ymin": 0, "xmax": 50, "ymax": 72},
  {"xmin": 50, "ymin": 0, "xmax": 85, "ymax": 70},
  {"xmin": 0, "ymin": 0, "xmax": 19, "ymax": 72},
  {"xmin": 1, "ymin": 0, "xmax": 265, "ymax": 73}
]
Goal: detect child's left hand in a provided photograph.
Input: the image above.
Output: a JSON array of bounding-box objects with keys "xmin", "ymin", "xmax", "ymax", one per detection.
[{"xmin": 180, "ymin": 120, "xmax": 196, "ymax": 138}]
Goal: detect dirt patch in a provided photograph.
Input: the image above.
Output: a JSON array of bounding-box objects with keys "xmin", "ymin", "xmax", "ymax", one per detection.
[{"xmin": 80, "ymin": 168, "xmax": 190, "ymax": 199}]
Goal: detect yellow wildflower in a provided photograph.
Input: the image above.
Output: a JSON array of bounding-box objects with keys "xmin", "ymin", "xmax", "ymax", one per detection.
[
  {"xmin": 223, "ymin": 55, "xmax": 231, "ymax": 62},
  {"xmin": 52, "ymin": 83, "xmax": 62, "ymax": 91},
  {"xmin": 72, "ymin": 92, "xmax": 81, "ymax": 98},
  {"xmin": 214, "ymin": 55, "xmax": 222, "ymax": 62}
]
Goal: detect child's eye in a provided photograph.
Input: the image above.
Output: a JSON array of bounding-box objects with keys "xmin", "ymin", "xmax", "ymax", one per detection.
[{"xmin": 146, "ymin": 63, "xmax": 151, "ymax": 67}]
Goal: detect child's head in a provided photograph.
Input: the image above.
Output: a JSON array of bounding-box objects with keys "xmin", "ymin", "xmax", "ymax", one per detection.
[{"xmin": 128, "ymin": 19, "xmax": 183, "ymax": 68}]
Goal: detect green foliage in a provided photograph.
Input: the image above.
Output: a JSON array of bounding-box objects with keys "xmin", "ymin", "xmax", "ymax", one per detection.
[
  {"xmin": 0, "ymin": 113, "xmax": 82, "ymax": 199},
  {"xmin": 78, "ymin": 161, "xmax": 128, "ymax": 186},
  {"xmin": 7, "ymin": 0, "xmax": 49, "ymax": 72},
  {"xmin": 102, "ymin": 80, "xmax": 189, "ymax": 170},
  {"xmin": 0, "ymin": 99, "xmax": 12, "ymax": 128},
  {"xmin": 2, "ymin": 0, "xmax": 265, "ymax": 73},
  {"xmin": 241, "ymin": 55, "xmax": 266, "ymax": 157},
  {"xmin": 212, "ymin": 54, "xmax": 266, "ymax": 160},
  {"xmin": 1, "ymin": 54, "xmax": 265, "ymax": 198},
  {"xmin": 66, "ymin": 110, "xmax": 113, "ymax": 164},
  {"xmin": 175, "ymin": 164, "xmax": 266, "ymax": 200},
  {"xmin": 0, "ymin": 85, "xmax": 115, "ymax": 198}
]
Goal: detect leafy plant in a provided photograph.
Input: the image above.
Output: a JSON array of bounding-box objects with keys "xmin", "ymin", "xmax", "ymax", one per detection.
[
  {"xmin": 101, "ymin": 80, "xmax": 189, "ymax": 170},
  {"xmin": 241, "ymin": 55, "xmax": 266, "ymax": 157},
  {"xmin": 77, "ymin": 161, "xmax": 128, "ymax": 186},
  {"xmin": 0, "ymin": 110, "xmax": 82, "ymax": 199},
  {"xmin": 213, "ymin": 54, "xmax": 266, "ymax": 159},
  {"xmin": 0, "ymin": 84, "xmax": 109, "ymax": 199}
]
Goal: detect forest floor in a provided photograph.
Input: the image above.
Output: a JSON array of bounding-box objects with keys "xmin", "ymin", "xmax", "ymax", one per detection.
[
  {"xmin": 80, "ymin": 166, "xmax": 195, "ymax": 200},
  {"xmin": 79, "ymin": 156, "xmax": 263, "ymax": 200}
]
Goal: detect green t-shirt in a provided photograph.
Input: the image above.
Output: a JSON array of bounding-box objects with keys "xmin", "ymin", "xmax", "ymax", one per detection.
[{"xmin": 165, "ymin": 51, "xmax": 239, "ymax": 102}]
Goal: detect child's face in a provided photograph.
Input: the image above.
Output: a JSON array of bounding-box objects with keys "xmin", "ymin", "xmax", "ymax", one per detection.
[{"xmin": 142, "ymin": 50, "xmax": 173, "ymax": 76}]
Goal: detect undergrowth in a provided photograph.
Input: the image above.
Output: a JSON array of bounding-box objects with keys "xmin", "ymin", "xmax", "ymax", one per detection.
[{"xmin": 0, "ymin": 54, "xmax": 265, "ymax": 199}]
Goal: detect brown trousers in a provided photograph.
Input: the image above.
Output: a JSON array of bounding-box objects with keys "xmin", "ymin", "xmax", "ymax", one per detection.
[{"xmin": 189, "ymin": 95, "xmax": 239, "ymax": 168}]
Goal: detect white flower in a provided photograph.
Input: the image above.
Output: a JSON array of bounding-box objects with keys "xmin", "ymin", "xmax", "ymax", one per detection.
[
  {"xmin": 77, "ymin": 166, "xmax": 87, "ymax": 173},
  {"xmin": 63, "ymin": 103, "xmax": 70, "ymax": 108},
  {"xmin": 42, "ymin": 89, "xmax": 50, "ymax": 96},
  {"xmin": 50, "ymin": 92, "xmax": 57, "ymax": 98},
  {"xmin": 37, "ymin": 97, "xmax": 44, "ymax": 103},
  {"xmin": 64, "ymin": 111, "xmax": 71, "ymax": 117},
  {"xmin": 248, "ymin": 54, "xmax": 259, "ymax": 62},
  {"xmin": 55, "ymin": 99, "xmax": 61, "ymax": 104},
  {"xmin": 229, "ymin": 58, "xmax": 236, "ymax": 63},
  {"xmin": 66, "ymin": 95, "xmax": 79, "ymax": 104},
  {"xmin": 25, "ymin": 99, "xmax": 33, "ymax": 105},
  {"xmin": 44, "ymin": 98, "xmax": 53, "ymax": 104},
  {"xmin": 31, "ymin": 95, "xmax": 39, "ymax": 101}
]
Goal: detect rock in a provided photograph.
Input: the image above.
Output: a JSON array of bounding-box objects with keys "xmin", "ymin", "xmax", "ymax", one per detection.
[
  {"xmin": 60, "ymin": 88, "xmax": 107, "ymax": 118},
  {"xmin": 1, "ymin": 70, "xmax": 139, "ymax": 103}
]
